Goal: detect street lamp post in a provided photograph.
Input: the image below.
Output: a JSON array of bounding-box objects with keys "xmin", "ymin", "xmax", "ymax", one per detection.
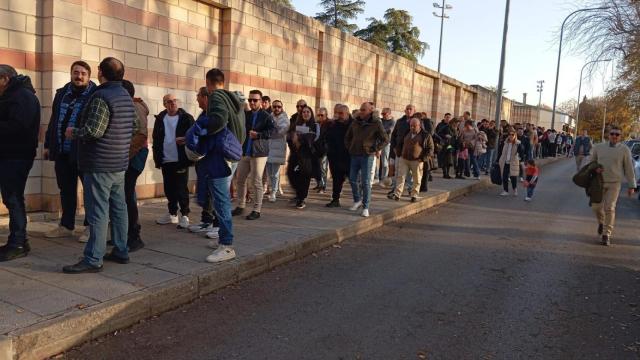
[
  {"xmin": 536, "ymin": 80, "xmax": 544, "ymax": 125},
  {"xmin": 493, "ymin": 0, "xmax": 511, "ymax": 164},
  {"xmin": 575, "ymin": 59, "xmax": 611, "ymax": 134},
  {"xmin": 550, "ymin": 6, "xmax": 610, "ymax": 131},
  {"xmin": 433, "ymin": 1, "xmax": 452, "ymax": 74}
]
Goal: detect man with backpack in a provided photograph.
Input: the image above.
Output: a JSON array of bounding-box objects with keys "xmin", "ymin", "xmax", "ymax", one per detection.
[{"xmin": 202, "ymin": 69, "xmax": 246, "ymax": 263}]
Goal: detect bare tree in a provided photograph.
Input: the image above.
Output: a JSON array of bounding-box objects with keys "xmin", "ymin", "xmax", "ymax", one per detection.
[{"xmin": 563, "ymin": 1, "xmax": 640, "ymax": 89}]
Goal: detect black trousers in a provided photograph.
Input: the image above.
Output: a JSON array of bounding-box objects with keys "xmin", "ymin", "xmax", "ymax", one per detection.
[
  {"xmin": 328, "ymin": 156, "xmax": 350, "ymax": 201},
  {"xmin": 502, "ymin": 164, "xmax": 518, "ymax": 192},
  {"xmin": 125, "ymin": 165, "xmax": 142, "ymax": 244},
  {"xmin": 161, "ymin": 162, "xmax": 190, "ymax": 216},
  {"xmin": 287, "ymin": 165, "xmax": 311, "ymax": 201},
  {"xmin": 54, "ymin": 155, "xmax": 86, "ymax": 230},
  {"xmin": 419, "ymin": 166, "xmax": 430, "ymax": 192}
]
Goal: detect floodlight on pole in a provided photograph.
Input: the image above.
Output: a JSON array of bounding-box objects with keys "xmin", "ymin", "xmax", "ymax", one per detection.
[{"xmin": 433, "ymin": 1, "xmax": 452, "ymax": 74}]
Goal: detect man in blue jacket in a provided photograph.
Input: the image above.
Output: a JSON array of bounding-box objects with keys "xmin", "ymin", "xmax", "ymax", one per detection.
[
  {"xmin": 231, "ymin": 89, "xmax": 275, "ymax": 221},
  {"xmin": 0, "ymin": 65, "xmax": 41, "ymax": 262},
  {"xmin": 43, "ymin": 61, "xmax": 96, "ymax": 241},
  {"xmin": 573, "ymin": 129, "xmax": 592, "ymax": 171}
]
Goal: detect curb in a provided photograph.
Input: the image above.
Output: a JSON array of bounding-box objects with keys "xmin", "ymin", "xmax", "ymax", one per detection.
[{"xmin": 5, "ymin": 157, "xmax": 565, "ymax": 360}]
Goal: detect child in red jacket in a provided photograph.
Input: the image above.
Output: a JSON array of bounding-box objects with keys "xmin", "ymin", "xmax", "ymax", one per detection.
[{"xmin": 523, "ymin": 159, "xmax": 539, "ymax": 201}]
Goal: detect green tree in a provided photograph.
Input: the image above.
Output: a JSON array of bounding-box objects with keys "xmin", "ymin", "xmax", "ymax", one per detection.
[
  {"xmin": 269, "ymin": 0, "xmax": 294, "ymax": 9},
  {"xmin": 355, "ymin": 9, "xmax": 428, "ymax": 62},
  {"xmin": 315, "ymin": 0, "xmax": 365, "ymax": 33}
]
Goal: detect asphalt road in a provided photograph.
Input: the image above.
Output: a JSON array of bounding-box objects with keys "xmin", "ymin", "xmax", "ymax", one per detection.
[{"xmin": 62, "ymin": 159, "xmax": 640, "ymax": 360}]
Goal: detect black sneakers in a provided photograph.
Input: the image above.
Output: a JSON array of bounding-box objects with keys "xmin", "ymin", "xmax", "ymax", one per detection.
[
  {"xmin": 387, "ymin": 193, "xmax": 400, "ymax": 201},
  {"xmin": 597, "ymin": 224, "xmax": 603, "ymax": 235},
  {"xmin": 231, "ymin": 207, "xmax": 244, "ymax": 216},
  {"xmin": 326, "ymin": 199, "xmax": 340, "ymax": 208},
  {"xmin": 246, "ymin": 211, "xmax": 261, "ymax": 220},
  {"xmin": 62, "ymin": 261, "xmax": 103, "ymax": 274},
  {"xmin": 0, "ymin": 244, "xmax": 30, "ymax": 262},
  {"xmin": 296, "ymin": 200, "xmax": 306, "ymax": 209},
  {"xmin": 601, "ymin": 235, "xmax": 611, "ymax": 246},
  {"xmin": 103, "ymin": 252, "xmax": 130, "ymax": 264}
]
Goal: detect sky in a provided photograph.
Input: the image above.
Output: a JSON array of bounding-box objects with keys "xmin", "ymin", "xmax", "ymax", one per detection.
[{"xmin": 290, "ymin": 0, "xmax": 616, "ymax": 108}]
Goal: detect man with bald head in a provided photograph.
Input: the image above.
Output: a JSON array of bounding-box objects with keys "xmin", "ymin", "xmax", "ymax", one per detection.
[
  {"xmin": 152, "ymin": 93, "xmax": 195, "ymax": 229},
  {"xmin": 344, "ymin": 102, "xmax": 389, "ymax": 217},
  {"xmin": 62, "ymin": 57, "xmax": 136, "ymax": 273}
]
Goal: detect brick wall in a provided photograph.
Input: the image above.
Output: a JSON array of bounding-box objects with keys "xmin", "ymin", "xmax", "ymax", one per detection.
[{"xmin": 0, "ymin": 0, "xmax": 516, "ymax": 215}]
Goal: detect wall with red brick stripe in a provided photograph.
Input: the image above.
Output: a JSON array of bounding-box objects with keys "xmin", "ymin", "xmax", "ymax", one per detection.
[{"xmin": 0, "ymin": 0, "xmax": 508, "ymax": 215}]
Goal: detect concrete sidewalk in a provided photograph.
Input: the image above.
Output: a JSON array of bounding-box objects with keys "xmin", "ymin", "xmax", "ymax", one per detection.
[{"xmin": 0, "ymin": 157, "xmax": 564, "ymax": 360}]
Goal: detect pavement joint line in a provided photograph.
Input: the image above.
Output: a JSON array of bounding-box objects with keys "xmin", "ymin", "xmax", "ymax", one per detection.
[{"xmin": 4, "ymin": 157, "xmax": 565, "ymax": 360}]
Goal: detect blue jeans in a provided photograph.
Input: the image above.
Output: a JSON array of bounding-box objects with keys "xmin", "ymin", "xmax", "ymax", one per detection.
[
  {"xmin": 480, "ymin": 149, "xmax": 494, "ymax": 171},
  {"xmin": 207, "ymin": 162, "xmax": 237, "ymax": 246},
  {"xmin": 83, "ymin": 171, "xmax": 128, "ymax": 267},
  {"xmin": 266, "ymin": 162, "xmax": 281, "ymax": 193},
  {"xmin": 0, "ymin": 159, "xmax": 33, "ymax": 248},
  {"xmin": 379, "ymin": 143, "xmax": 391, "ymax": 180},
  {"xmin": 527, "ymin": 185, "xmax": 536, "ymax": 198},
  {"xmin": 349, "ymin": 155, "xmax": 374, "ymax": 209},
  {"xmin": 469, "ymin": 154, "xmax": 480, "ymax": 177}
]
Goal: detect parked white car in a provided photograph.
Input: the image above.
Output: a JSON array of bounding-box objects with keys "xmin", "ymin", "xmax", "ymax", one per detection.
[{"xmin": 625, "ymin": 140, "xmax": 640, "ymax": 191}]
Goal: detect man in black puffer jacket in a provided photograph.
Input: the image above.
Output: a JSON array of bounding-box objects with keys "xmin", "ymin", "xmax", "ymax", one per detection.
[
  {"xmin": 323, "ymin": 104, "xmax": 353, "ymax": 207},
  {"xmin": 0, "ymin": 65, "xmax": 41, "ymax": 262}
]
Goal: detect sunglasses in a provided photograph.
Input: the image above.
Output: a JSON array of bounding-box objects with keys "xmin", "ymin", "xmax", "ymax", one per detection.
[
  {"xmin": 609, "ymin": 132, "xmax": 621, "ymax": 136},
  {"xmin": 248, "ymin": 98, "xmax": 260, "ymax": 103}
]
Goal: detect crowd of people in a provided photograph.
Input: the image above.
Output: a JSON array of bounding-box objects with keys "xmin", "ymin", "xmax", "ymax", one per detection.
[{"xmin": 0, "ymin": 56, "xmax": 599, "ymax": 271}]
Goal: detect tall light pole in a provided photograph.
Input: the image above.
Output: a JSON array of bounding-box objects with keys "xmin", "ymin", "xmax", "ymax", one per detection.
[
  {"xmin": 493, "ymin": 0, "xmax": 510, "ymax": 163},
  {"xmin": 433, "ymin": 1, "xmax": 452, "ymax": 74},
  {"xmin": 575, "ymin": 59, "xmax": 611, "ymax": 133},
  {"xmin": 536, "ymin": 80, "xmax": 544, "ymax": 125},
  {"xmin": 550, "ymin": 6, "xmax": 610, "ymax": 131}
]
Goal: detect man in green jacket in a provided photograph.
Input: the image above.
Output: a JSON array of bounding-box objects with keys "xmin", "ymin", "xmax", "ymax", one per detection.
[
  {"xmin": 344, "ymin": 102, "xmax": 389, "ymax": 218},
  {"xmin": 203, "ymin": 68, "xmax": 246, "ymax": 263},
  {"xmin": 590, "ymin": 125, "xmax": 636, "ymax": 245}
]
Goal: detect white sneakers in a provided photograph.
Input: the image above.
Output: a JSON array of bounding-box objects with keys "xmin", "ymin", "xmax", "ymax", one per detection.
[
  {"xmin": 349, "ymin": 201, "xmax": 363, "ymax": 211},
  {"xmin": 205, "ymin": 245, "xmax": 236, "ymax": 263},
  {"xmin": 178, "ymin": 216, "xmax": 189, "ymax": 229},
  {"xmin": 524, "ymin": 197, "xmax": 532, "ymax": 201},
  {"xmin": 268, "ymin": 193, "xmax": 277, "ymax": 203},
  {"xmin": 156, "ymin": 213, "xmax": 178, "ymax": 225},
  {"xmin": 205, "ymin": 229, "xmax": 220, "ymax": 239},
  {"xmin": 513, "ymin": 189, "xmax": 518, "ymax": 196},
  {"xmin": 78, "ymin": 227, "xmax": 90, "ymax": 243},
  {"xmin": 44, "ymin": 225, "xmax": 73, "ymax": 239},
  {"xmin": 499, "ymin": 191, "xmax": 509, "ymax": 196},
  {"xmin": 361, "ymin": 209, "xmax": 370, "ymax": 217},
  {"xmin": 188, "ymin": 222, "xmax": 213, "ymax": 233}
]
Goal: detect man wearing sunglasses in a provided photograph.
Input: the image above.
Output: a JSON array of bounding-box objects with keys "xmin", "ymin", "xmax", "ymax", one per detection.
[
  {"xmin": 232, "ymin": 89, "xmax": 275, "ymax": 220},
  {"xmin": 590, "ymin": 125, "xmax": 636, "ymax": 246}
]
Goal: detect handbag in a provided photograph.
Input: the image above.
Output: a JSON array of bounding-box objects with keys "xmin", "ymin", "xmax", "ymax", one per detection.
[{"xmin": 490, "ymin": 162, "xmax": 502, "ymax": 185}]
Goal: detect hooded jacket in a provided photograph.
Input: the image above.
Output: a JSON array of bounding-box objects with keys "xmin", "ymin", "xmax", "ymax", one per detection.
[
  {"xmin": 152, "ymin": 108, "xmax": 195, "ymax": 168},
  {"xmin": 207, "ymin": 89, "xmax": 246, "ymax": 146},
  {"xmin": 345, "ymin": 113, "xmax": 389, "ymax": 156},
  {"xmin": 0, "ymin": 75, "xmax": 41, "ymax": 160}
]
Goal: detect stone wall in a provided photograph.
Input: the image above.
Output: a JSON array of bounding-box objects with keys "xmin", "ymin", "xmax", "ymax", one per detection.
[{"xmin": 0, "ymin": 0, "xmax": 515, "ymax": 215}]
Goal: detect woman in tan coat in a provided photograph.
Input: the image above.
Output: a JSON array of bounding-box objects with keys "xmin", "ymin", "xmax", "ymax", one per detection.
[{"xmin": 498, "ymin": 128, "xmax": 525, "ymax": 196}]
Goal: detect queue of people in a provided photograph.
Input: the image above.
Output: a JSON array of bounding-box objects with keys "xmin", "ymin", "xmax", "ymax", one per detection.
[{"xmin": 5, "ymin": 56, "xmax": 631, "ymax": 271}]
